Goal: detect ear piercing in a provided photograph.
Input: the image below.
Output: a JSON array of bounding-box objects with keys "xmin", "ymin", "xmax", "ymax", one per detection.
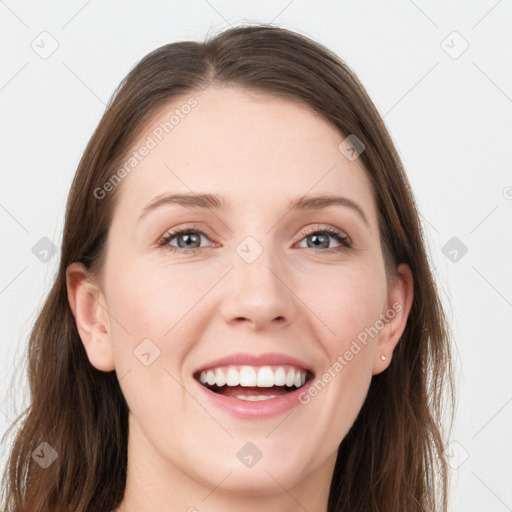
[{"xmin": 380, "ymin": 354, "xmax": 387, "ymax": 361}]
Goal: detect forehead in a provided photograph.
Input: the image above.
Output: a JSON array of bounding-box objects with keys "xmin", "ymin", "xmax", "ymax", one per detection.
[{"xmin": 114, "ymin": 86, "xmax": 377, "ymax": 225}]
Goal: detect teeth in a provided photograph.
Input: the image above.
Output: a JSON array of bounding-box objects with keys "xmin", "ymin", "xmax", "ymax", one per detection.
[
  {"xmin": 226, "ymin": 368, "xmax": 240, "ymax": 386},
  {"xmin": 274, "ymin": 367, "xmax": 286, "ymax": 386},
  {"xmin": 198, "ymin": 365, "xmax": 308, "ymax": 389},
  {"xmin": 206, "ymin": 370, "xmax": 216, "ymax": 386},
  {"xmin": 285, "ymin": 368, "xmax": 295, "ymax": 387},
  {"xmin": 215, "ymin": 368, "xmax": 226, "ymax": 387},
  {"xmin": 235, "ymin": 394, "xmax": 280, "ymax": 401},
  {"xmin": 256, "ymin": 366, "xmax": 274, "ymax": 387},
  {"xmin": 239, "ymin": 366, "xmax": 257, "ymax": 386}
]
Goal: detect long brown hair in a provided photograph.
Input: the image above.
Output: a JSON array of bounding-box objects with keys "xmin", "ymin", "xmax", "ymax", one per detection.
[{"xmin": 1, "ymin": 23, "xmax": 455, "ymax": 511}]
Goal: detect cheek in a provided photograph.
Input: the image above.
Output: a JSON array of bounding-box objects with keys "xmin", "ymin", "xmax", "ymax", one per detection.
[
  {"xmin": 103, "ymin": 261, "xmax": 207, "ymax": 423},
  {"xmin": 296, "ymin": 269, "xmax": 382, "ymax": 442},
  {"xmin": 106, "ymin": 257, "xmax": 214, "ymax": 338},
  {"xmin": 297, "ymin": 263, "xmax": 387, "ymax": 348}
]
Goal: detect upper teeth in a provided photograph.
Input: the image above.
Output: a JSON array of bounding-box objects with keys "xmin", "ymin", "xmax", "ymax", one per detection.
[{"xmin": 198, "ymin": 365, "xmax": 307, "ymax": 388}]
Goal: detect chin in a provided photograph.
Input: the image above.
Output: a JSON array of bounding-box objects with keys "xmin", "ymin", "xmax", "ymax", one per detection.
[{"xmin": 202, "ymin": 466, "xmax": 302, "ymax": 496}]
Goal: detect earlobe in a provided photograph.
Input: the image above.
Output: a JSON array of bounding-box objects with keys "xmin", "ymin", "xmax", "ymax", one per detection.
[
  {"xmin": 372, "ymin": 263, "xmax": 414, "ymax": 375},
  {"xmin": 66, "ymin": 262, "xmax": 115, "ymax": 372}
]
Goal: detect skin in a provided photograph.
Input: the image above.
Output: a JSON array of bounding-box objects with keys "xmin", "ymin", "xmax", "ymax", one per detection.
[{"xmin": 67, "ymin": 86, "xmax": 413, "ymax": 512}]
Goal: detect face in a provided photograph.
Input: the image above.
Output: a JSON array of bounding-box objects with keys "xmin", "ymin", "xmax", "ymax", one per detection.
[{"xmin": 69, "ymin": 86, "xmax": 412, "ymax": 504}]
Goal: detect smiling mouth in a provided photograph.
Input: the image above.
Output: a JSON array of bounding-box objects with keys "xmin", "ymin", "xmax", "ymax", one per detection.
[{"xmin": 193, "ymin": 365, "xmax": 315, "ymax": 401}]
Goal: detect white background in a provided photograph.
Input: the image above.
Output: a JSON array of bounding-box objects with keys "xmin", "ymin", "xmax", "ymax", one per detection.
[{"xmin": 1, "ymin": 1, "xmax": 511, "ymax": 510}]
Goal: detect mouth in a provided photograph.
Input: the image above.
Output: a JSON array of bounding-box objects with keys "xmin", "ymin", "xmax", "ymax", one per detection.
[{"xmin": 193, "ymin": 365, "xmax": 315, "ymax": 401}]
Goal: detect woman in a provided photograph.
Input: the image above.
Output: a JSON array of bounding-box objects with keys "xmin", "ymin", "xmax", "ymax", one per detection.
[{"xmin": 1, "ymin": 24, "xmax": 455, "ymax": 511}]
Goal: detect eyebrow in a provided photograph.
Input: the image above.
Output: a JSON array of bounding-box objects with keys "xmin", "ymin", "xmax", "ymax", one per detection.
[{"xmin": 139, "ymin": 192, "xmax": 370, "ymax": 227}]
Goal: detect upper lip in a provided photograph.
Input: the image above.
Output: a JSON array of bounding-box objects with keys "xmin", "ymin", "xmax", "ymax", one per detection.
[{"xmin": 193, "ymin": 351, "xmax": 314, "ymax": 376}]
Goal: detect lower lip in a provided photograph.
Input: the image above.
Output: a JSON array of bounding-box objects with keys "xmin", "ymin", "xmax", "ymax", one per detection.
[{"xmin": 193, "ymin": 377, "xmax": 315, "ymax": 420}]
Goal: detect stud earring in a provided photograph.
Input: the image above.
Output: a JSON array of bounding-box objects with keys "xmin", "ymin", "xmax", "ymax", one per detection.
[{"xmin": 380, "ymin": 354, "xmax": 387, "ymax": 361}]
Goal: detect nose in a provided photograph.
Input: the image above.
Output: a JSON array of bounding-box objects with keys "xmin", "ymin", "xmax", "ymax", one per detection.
[{"xmin": 219, "ymin": 243, "xmax": 296, "ymax": 331}]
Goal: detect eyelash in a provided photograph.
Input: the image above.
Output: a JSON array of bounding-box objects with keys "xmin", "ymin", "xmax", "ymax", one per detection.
[{"xmin": 157, "ymin": 223, "xmax": 353, "ymax": 256}]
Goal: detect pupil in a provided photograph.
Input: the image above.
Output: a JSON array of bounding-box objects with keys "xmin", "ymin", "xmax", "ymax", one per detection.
[
  {"xmin": 309, "ymin": 234, "xmax": 328, "ymax": 248},
  {"xmin": 179, "ymin": 233, "xmax": 199, "ymax": 249}
]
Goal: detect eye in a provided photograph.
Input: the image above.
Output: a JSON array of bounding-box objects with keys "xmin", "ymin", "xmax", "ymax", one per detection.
[
  {"xmin": 157, "ymin": 224, "xmax": 213, "ymax": 255},
  {"xmin": 295, "ymin": 225, "xmax": 352, "ymax": 254}
]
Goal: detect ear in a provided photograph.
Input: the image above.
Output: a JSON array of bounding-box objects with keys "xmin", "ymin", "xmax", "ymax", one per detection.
[
  {"xmin": 66, "ymin": 262, "xmax": 115, "ymax": 372},
  {"xmin": 372, "ymin": 263, "xmax": 414, "ymax": 375}
]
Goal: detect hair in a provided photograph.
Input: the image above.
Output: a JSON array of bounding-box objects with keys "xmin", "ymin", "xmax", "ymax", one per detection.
[{"xmin": 1, "ymin": 23, "xmax": 455, "ymax": 511}]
